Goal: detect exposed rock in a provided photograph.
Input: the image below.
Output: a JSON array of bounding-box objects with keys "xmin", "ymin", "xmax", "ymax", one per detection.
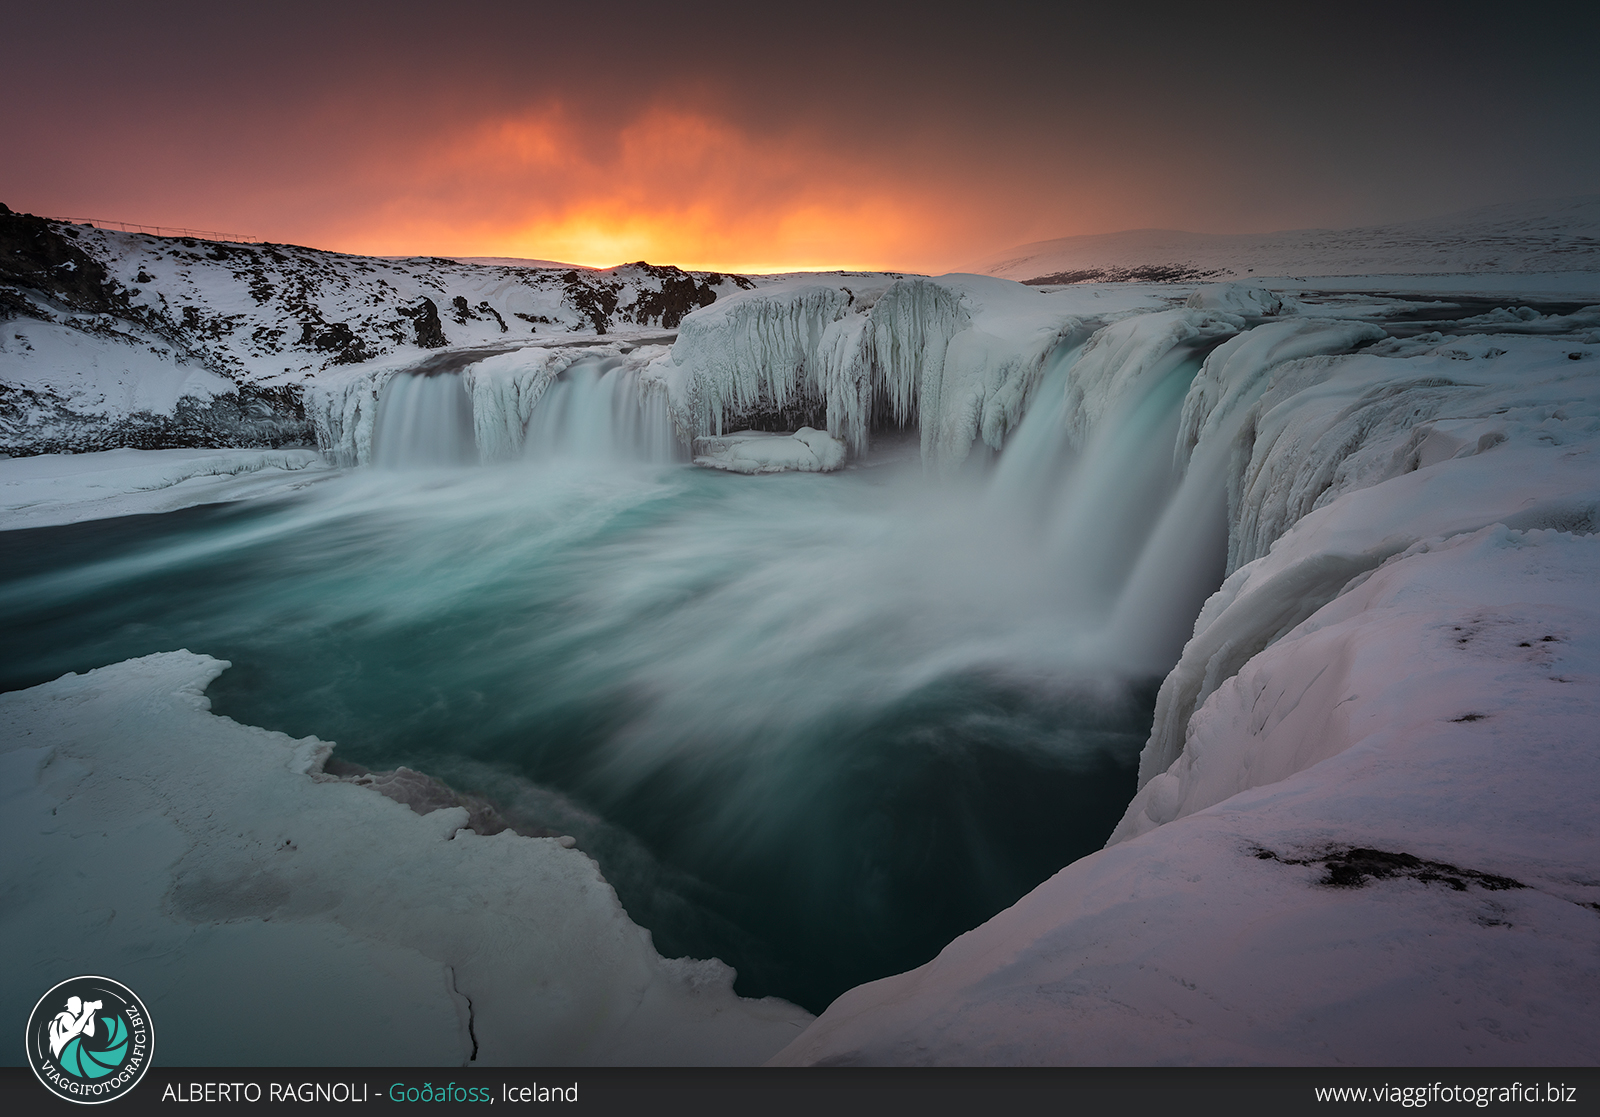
[{"xmin": 398, "ymin": 296, "xmax": 447, "ymax": 348}]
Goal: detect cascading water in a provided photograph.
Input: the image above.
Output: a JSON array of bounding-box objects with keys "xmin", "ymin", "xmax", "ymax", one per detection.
[
  {"xmin": 0, "ymin": 313, "xmax": 1256, "ymax": 1015},
  {"xmin": 524, "ymin": 356, "xmax": 684, "ymax": 463},
  {"xmin": 371, "ymin": 371, "xmax": 478, "ymax": 468},
  {"xmin": 991, "ymin": 331, "xmax": 1234, "ymax": 669}
]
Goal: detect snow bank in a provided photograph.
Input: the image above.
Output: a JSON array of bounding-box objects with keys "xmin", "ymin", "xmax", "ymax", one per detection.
[
  {"xmin": 692, "ymin": 428, "xmax": 846, "ymax": 474},
  {"xmin": 1, "ymin": 316, "xmax": 233, "ymax": 416},
  {"xmin": 1183, "ymin": 281, "xmax": 1300, "ymax": 318},
  {"xmin": 0, "ymin": 447, "xmax": 331, "ymax": 529},
  {"xmin": 774, "ymin": 523, "xmax": 1600, "ymax": 1065},
  {"xmin": 0, "ymin": 652, "xmax": 811, "ymax": 1065},
  {"xmin": 644, "ymin": 274, "xmax": 1081, "ymax": 470}
]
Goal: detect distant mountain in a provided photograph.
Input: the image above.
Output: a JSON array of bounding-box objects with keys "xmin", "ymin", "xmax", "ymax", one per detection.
[{"xmin": 967, "ymin": 195, "xmax": 1600, "ymax": 284}]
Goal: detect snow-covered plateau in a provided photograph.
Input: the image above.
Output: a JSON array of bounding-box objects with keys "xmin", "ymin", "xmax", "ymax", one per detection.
[
  {"xmin": 2, "ymin": 198, "xmax": 1598, "ymax": 1066},
  {"xmin": 971, "ymin": 194, "xmax": 1600, "ymax": 286}
]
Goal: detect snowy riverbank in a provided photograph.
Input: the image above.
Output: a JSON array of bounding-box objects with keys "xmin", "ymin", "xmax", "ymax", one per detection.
[{"xmin": 0, "ymin": 651, "xmax": 812, "ymax": 1065}]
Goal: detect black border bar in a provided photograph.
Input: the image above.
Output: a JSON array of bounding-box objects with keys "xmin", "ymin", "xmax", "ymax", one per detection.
[{"xmin": 3, "ymin": 1066, "xmax": 1596, "ymax": 1116}]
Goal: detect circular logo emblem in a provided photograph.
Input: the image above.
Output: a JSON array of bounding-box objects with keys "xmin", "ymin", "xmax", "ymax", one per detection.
[{"xmin": 24, "ymin": 976, "xmax": 154, "ymax": 1104}]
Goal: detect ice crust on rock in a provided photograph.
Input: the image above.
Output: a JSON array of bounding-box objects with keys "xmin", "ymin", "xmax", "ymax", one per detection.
[
  {"xmin": 1183, "ymin": 281, "xmax": 1301, "ymax": 317},
  {"xmin": 0, "ymin": 652, "xmax": 812, "ymax": 1065},
  {"xmin": 692, "ymin": 428, "xmax": 846, "ymax": 474}
]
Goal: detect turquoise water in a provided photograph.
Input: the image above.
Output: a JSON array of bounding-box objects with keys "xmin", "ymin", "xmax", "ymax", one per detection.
[{"xmin": 0, "ymin": 452, "xmax": 1167, "ymax": 1013}]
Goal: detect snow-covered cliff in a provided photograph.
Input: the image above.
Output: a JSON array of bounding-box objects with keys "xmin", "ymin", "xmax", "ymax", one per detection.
[{"xmin": 772, "ymin": 291, "xmax": 1600, "ymax": 1065}]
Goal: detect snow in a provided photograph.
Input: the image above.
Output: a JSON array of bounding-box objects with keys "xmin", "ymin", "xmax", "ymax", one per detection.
[
  {"xmin": 1, "ymin": 213, "xmax": 759, "ymax": 457},
  {"xmin": 0, "ymin": 652, "xmax": 812, "ymax": 1065},
  {"xmin": 1, "ymin": 317, "xmax": 232, "ymax": 416},
  {"xmin": 1130, "ymin": 330, "xmax": 1600, "ymax": 799},
  {"xmin": 969, "ymin": 194, "xmax": 1600, "ymax": 283},
  {"xmin": 773, "ymin": 522, "xmax": 1600, "ymax": 1065},
  {"xmin": 767, "ymin": 312, "xmax": 1600, "ymax": 1064},
  {"xmin": 1183, "ymin": 281, "xmax": 1300, "ymax": 318},
  {"xmin": 692, "ymin": 428, "xmax": 846, "ymax": 474},
  {"xmin": 0, "ymin": 447, "xmax": 331, "ymax": 529}
]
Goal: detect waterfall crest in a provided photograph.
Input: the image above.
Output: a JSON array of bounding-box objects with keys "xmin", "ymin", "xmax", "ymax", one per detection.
[
  {"xmin": 371, "ymin": 372, "xmax": 479, "ymax": 468},
  {"xmin": 524, "ymin": 356, "xmax": 683, "ymax": 464}
]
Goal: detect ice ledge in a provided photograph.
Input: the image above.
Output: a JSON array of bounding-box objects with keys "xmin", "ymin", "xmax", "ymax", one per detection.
[
  {"xmin": 0, "ymin": 651, "xmax": 811, "ymax": 1065},
  {"xmin": 0, "ymin": 447, "xmax": 331, "ymax": 530}
]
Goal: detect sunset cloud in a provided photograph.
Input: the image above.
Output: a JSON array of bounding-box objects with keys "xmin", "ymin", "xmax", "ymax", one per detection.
[{"xmin": 316, "ymin": 104, "xmax": 952, "ymax": 271}]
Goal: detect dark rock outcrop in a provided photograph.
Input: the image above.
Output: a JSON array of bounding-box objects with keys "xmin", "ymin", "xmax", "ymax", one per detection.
[
  {"xmin": 398, "ymin": 296, "xmax": 447, "ymax": 348},
  {"xmin": 0, "ymin": 203, "xmax": 119, "ymax": 315}
]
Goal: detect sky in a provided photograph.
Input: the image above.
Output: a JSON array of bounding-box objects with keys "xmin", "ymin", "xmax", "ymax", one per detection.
[{"xmin": 5, "ymin": 1, "xmax": 1598, "ymax": 273}]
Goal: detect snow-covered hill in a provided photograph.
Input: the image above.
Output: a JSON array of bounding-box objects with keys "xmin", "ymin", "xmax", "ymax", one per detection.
[
  {"xmin": 0, "ymin": 203, "xmax": 753, "ymax": 455},
  {"xmin": 969, "ymin": 195, "xmax": 1600, "ymax": 285}
]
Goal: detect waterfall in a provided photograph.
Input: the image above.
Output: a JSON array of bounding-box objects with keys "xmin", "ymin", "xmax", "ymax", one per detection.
[
  {"xmin": 524, "ymin": 356, "xmax": 684, "ymax": 464},
  {"xmin": 989, "ymin": 326, "xmax": 1238, "ymax": 673},
  {"xmin": 371, "ymin": 372, "xmax": 478, "ymax": 468}
]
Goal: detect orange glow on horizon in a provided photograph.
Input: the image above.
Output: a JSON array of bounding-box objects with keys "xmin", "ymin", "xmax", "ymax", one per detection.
[{"xmin": 297, "ymin": 104, "xmax": 990, "ymax": 274}]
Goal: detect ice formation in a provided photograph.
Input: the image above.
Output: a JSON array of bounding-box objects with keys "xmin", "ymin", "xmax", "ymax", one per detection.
[
  {"xmin": 1129, "ymin": 328, "xmax": 1600, "ymax": 803},
  {"xmin": 306, "ymin": 346, "xmax": 678, "ymax": 467},
  {"xmin": 644, "ymin": 274, "xmax": 1082, "ymax": 471},
  {"xmin": 692, "ymin": 428, "xmax": 846, "ymax": 474}
]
